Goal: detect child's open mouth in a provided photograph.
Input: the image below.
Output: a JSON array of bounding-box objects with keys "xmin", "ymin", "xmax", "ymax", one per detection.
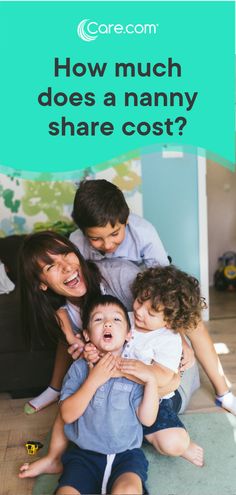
[
  {"xmin": 103, "ymin": 332, "xmax": 113, "ymax": 341},
  {"xmin": 64, "ymin": 272, "xmax": 80, "ymax": 288}
]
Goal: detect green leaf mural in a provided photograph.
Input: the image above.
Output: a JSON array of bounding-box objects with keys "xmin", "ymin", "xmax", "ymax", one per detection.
[
  {"xmin": 0, "ymin": 159, "xmax": 142, "ymax": 236},
  {"xmin": 21, "ymin": 181, "xmax": 76, "ymax": 222},
  {"xmin": 3, "ymin": 190, "xmax": 20, "ymax": 213},
  {"xmin": 113, "ymin": 162, "xmax": 141, "ymax": 192}
]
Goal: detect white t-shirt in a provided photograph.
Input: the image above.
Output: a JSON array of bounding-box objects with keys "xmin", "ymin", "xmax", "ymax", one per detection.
[{"xmin": 123, "ymin": 313, "xmax": 182, "ymax": 399}]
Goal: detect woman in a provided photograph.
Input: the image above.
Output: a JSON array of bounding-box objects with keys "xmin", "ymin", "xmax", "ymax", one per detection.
[
  {"xmin": 18, "ymin": 231, "xmax": 235, "ymax": 478},
  {"xmin": 18, "ymin": 231, "xmax": 183, "ymax": 478},
  {"xmin": 19, "ymin": 230, "xmax": 103, "ymax": 413},
  {"xmin": 19, "ymin": 231, "xmax": 196, "ymax": 415}
]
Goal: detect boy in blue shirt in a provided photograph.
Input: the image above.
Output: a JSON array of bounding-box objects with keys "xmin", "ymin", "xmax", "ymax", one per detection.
[
  {"xmin": 57, "ymin": 295, "xmax": 158, "ymax": 495},
  {"xmin": 70, "ymin": 179, "xmax": 169, "ymax": 267}
]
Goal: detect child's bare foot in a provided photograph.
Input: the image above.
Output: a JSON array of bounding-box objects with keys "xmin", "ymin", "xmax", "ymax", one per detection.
[
  {"xmin": 181, "ymin": 442, "xmax": 204, "ymax": 467},
  {"xmin": 18, "ymin": 455, "xmax": 62, "ymax": 478}
]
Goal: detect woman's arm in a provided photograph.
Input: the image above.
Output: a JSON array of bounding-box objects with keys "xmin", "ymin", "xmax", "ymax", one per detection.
[
  {"xmin": 57, "ymin": 308, "xmax": 84, "ymax": 353},
  {"xmin": 187, "ymin": 320, "xmax": 229, "ymax": 395},
  {"xmin": 159, "ymin": 371, "xmax": 181, "ymax": 397}
]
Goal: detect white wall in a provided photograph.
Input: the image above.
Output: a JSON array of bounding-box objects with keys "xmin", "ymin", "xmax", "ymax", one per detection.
[{"xmin": 207, "ymin": 160, "xmax": 236, "ymax": 285}]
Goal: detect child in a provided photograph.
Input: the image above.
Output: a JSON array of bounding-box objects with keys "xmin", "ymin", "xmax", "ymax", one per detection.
[
  {"xmin": 87, "ymin": 265, "xmax": 204, "ymax": 467},
  {"xmin": 56, "ymin": 295, "xmax": 158, "ymax": 495},
  {"xmin": 70, "ymin": 178, "xmax": 236, "ymax": 416},
  {"xmin": 70, "ymin": 178, "xmax": 169, "ymax": 267}
]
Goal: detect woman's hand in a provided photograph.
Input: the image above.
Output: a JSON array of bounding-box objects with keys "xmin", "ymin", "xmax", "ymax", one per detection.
[{"xmin": 67, "ymin": 334, "xmax": 85, "ymax": 360}]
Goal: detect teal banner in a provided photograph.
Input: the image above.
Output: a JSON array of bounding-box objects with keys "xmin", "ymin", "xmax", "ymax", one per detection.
[{"xmin": 0, "ymin": 1, "xmax": 235, "ymax": 177}]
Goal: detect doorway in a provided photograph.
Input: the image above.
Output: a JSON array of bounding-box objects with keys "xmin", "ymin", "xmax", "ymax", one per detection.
[{"xmin": 206, "ymin": 160, "xmax": 236, "ymax": 319}]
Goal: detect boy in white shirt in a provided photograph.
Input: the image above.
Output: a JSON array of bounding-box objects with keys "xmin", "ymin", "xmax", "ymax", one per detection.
[{"xmin": 87, "ymin": 265, "xmax": 205, "ymax": 467}]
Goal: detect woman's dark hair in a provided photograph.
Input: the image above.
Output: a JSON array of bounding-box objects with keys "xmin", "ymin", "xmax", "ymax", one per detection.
[
  {"xmin": 82, "ymin": 294, "xmax": 131, "ymax": 332},
  {"xmin": 72, "ymin": 179, "xmax": 129, "ymax": 232},
  {"xmin": 18, "ymin": 231, "xmax": 102, "ymax": 347},
  {"xmin": 132, "ymin": 265, "xmax": 207, "ymax": 333}
]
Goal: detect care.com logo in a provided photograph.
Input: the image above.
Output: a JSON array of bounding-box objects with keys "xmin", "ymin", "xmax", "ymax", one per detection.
[{"xmin": 77, "ymin": 19, "xmax": 159, "ymax": 42}]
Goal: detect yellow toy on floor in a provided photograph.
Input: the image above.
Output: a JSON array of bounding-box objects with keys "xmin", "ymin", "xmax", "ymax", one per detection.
[{"xmin": 25, "ymin": 441, "xmax": 43, "ymax": 455}]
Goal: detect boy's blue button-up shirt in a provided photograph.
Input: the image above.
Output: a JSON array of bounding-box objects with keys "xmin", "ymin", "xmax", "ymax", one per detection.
[
  {"xmin": 60, "ymin": 359, "xmax": 144, "ymax": 455},
  {"xmin": 70, "ymin": 213, "xmax": 169, "ymax": 268}
]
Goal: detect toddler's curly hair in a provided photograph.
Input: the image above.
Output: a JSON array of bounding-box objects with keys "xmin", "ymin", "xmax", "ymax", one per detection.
[{"xmin": 132, "ymin": 265, "xmax": 207, "ymax": 333}]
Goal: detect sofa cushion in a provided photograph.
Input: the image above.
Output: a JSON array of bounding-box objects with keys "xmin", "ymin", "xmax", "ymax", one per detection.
[{"xmin": 0, "ymin": 235, "xmax": 26, "ymax": 282}]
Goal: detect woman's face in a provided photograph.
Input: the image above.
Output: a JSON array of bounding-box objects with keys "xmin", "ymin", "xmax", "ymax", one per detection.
[{"xmin": 38, "ymin": 251, "xmax": 87, "ymax": 299}]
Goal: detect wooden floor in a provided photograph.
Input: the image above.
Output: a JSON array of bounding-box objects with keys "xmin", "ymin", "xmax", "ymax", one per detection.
[{"xmin": 1, "ymin": 289, "xmax": 236, "ymax": 495}]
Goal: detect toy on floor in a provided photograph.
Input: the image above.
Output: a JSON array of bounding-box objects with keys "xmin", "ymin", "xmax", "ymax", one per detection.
[
  {"xmin": 25, "ymin": 441, "xmax": 44, "ymax": 455},
  {"xmin": 214, "ymin": 251, "xmax": 236, "ymax": 291}
]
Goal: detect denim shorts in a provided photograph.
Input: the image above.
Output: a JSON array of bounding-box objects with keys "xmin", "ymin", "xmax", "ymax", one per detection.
[
  {"xmin": 57, "ymin": 445, "xmax": 149, "ymax": 494},
  {"xmin": 142, "ymin": 391, "xmax": 185, "ymax": 436}
]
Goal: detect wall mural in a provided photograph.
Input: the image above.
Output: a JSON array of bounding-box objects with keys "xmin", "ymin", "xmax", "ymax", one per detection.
[{"xmin": 0, "ymin": 159, "xmax": 142, "ymax": 237}]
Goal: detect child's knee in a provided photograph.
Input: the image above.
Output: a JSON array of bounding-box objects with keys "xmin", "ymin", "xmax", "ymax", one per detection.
[
  {"xmin": 56, "ymin": 487, "xmax": 81, "ymax": 495},
  {"xmin": 164, "ymin": 429, "xmax": 190, "ymax": 456},
  {"xmin": 111, "ymin": 473, "xmax": 142, "ymax": 494},
  {"xmin": 149, "ymin": 428, "xmax": 190, "ymax": 457}
]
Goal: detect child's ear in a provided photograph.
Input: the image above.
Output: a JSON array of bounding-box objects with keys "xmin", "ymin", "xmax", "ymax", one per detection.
[
  {"xmin": 125, "ymin": 330, "xmax": 132, "ymax": 342},
  {"xmin": 39, "ymin": 282, "xmax": 48, "ymax": 291},
  {"xmin": 83, "ymin": 330, "xmax": 90, "ymax": 342}
]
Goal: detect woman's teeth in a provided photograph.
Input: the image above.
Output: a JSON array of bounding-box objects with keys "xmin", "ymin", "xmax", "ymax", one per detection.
[{"xmin": 64, "ymin": 273, "xmax": 79, "ymax": 287}]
